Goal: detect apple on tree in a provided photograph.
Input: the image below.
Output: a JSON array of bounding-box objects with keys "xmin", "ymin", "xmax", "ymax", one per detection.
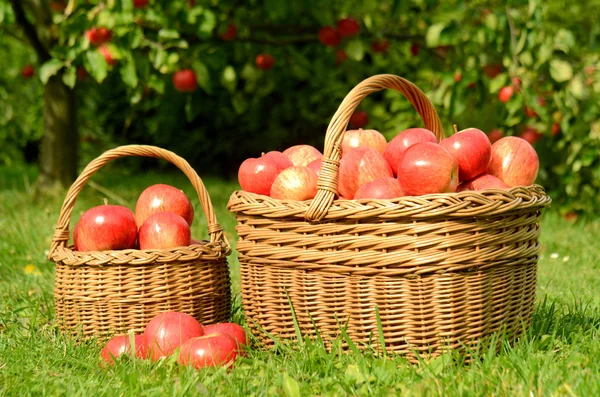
[
  {"xmin": 135, "ymin": 184, "xmax": 194, "ymax": 227},
  {"xmin": 21, "ymin": 65, "xmax": 34, "ymax": 78},
  {"xmin": 383, "ymin": 128, "xmax": 437, "ymax": 176},
  {"xmin": 335, "ymin": 49, "xmax": 348, "ymax": 65},
  {"xmin": 220, "ymin": 23, "xmax": 237, "ymax": 41},
  {"xmin": 255, "ymin": 54, "xmax": 275, "ymax": 70},
  {"xmin": 98, "ymin": 45, "xmax": 117, "ymax": 66},
  {"xmin": 519, "ymin": 126, "xmax": 542, "ymax": 145},
  {"xmin": 486, "ymin": 136, "xmax": 539, "ymax": 187},
  {"xmin": 498, "ymin": 86, "xmax": 514, "ymax": 103},
  {"xmin": 371, "ymin": 38, "xmax": 390, "ymax": 53},
  {"xmin": 318, "ymin": 26, "xmax": 341, "ymax": 47},
  {"xmin": 349, "ymin": 111, "xmax": 368, "ymax": 128},
  {"xmin": 282, "ymin": 145, "xmax": 322, "ymax": 167},
  {"xmin": 338, "ymin": 147, "xmax": 393, "ymax": 199},
  {"xmin": 138, "ymin": 212, "xmax": 191, "ymax": 250},
  {"xmin": 397, "ymin": 142, "xmax": 458, "ymax": 196},
  {"xmin": 172, "ymin": 69, "xmax": 198, "ymax": 93},
  {"xmin": 74, "ymin": 204, "xmax": 137, "ymax": 251},
  {"xmin": 238, "ymin": 151, "xmax": 293, "ymax": 196},
  {"xmin": 270, "ymin": 166, "xmax": 318, "ymax": 200},
  {"xmin": 341, "ymin": 129, "xmax": 387, "ymax": 155},
  {"xmin": 440, "ymin": 127, "xmax": 491, "ymax": 181},
  {"xmin": 486, "ymin": 129, "xmax": 503, "ymax": 144},
  {"xmin": 336, "ymin": 17, "xmax": 360, "ymax": 37}
]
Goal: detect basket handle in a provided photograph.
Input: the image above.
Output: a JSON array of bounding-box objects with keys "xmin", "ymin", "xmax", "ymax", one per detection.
[
  {"xmin": 49, "ymin": 145, "xmax": 228, "ymax": 258},
  {"xmin": 306, "ymin": 74, "xmax": 445, "ymax": 221}
]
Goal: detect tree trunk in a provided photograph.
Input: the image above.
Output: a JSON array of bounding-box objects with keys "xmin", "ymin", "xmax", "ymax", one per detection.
[{"xmin": 36, "ymin": 74, "xmax": 78, "ymax": 193}]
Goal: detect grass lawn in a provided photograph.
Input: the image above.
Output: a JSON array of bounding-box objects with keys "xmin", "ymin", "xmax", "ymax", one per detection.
[{"xmin": 1, "ymin": 165, "xmax": 598, "ymax": 396}]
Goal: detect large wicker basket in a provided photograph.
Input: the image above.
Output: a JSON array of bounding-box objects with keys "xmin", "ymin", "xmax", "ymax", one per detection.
[
  {"xmin": 228, "ymin": 74, "xmax": 551, "ymax": 362},
  {"xmin": 49, "ymin": 145, "xmax": 231, "ymax": 338}
]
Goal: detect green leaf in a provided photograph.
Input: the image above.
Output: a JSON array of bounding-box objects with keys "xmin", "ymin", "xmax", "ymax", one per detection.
[
  {"xmin": 426, "ymin": 23, "xmax": 446, "ymax": 47},
  {"xmin": 346, "ymin": 40, "xmax": 364, "ymax": 62},
  {"xmin": 85, "ymin": 51, "xmax": 108, "ymax": 83},
  {"xmin": 550, "ymin": 59, "xmax": 573, "ymax": 83},
  {"xmin": 554, "ymin": 29, "xmax": 575, "ymax": 53},
  {"xmin": 62, "ymin": 66, "xmax": 77, "ymax": 88},
  {"xmin": 281, "ymin": 373, "xmax": 300, "ymax": 397},
  {"xmin": 221, "ymin": 66, "xmax": 237, "ymax": 93},
  {"xmin": 198, "ymin": 9, "xmax": 216, "ymax": 36},
  {"xmin": 39, "ymin": 59, "xmax": 64, "ymax": 84},
  {"xmin": 345, "ymin": 364, "xmax": 367, "ymax": 385},
  {"xmin": 488, "ymin": 73, "xmax": 508, "ymax": 94},
  {"xmin": 265, "ymin": 0, "xmax": 288, "ymax": 19},
  {"xmin": 158, "ymin": 29, "xmax": 180, "ymax": 41},
  {"xmin": 568, "ymin": 75, "xmax": 585, "ymax": 100},
  {"xmin": 120, "ymin": 55, "xmax": 138, "ymax": 88},
  {"xmin": 192, "ymin": 61, "xmax": 211, "ymax": 94},
  {"xmin": 147, "ymin": 74, "xmax": 165, "ymax": 95}
]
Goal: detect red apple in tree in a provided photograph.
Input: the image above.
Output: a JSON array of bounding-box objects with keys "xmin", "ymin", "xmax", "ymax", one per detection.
[
  {"xmin": 551, "ymin": 123, "xmax": 560, "ymax": 136},
  {"xmin": 138, "ymin": 212, "xmax": 191, "ymax": 250},
  {"xmin": 238, "ymin": 151, "xmax": 293, "ymax": 196},
  {"xmin": 318, "ymin": 26, "xmax": 341, "ymax": 47},
  {"xmin": 383, "ymin": 128, "xmax": 437, "ymax": 176},
  {"xmin": 76, "ymin": 67, "xmax": 88, "ymax": 80},
  {"xmin": 336, "ymin": 17, "xmax": 360, "ymax": 37},
  {"xmin": 144, "ymin": 312, "xmax": 204, "ymax": 361},
  {"xmin": 349, "ymin": 111, "xmax": 368, "ymax": 128},
  {"xmin": 486, "ymin": 129, "xmax": 503, "ymax": 144},
  {"xmin": 525, "ymin": 106, "xmax": 537, "ymax": 118},
  {"xmin": 135, "ymin": 184, "xmax": 194, "ymax": 227},
  {"xmin": 86, "ymin": 27, "xmax": 112, "ymax": 46},
  {"xmin": 255, "ymin": 54, "xmax": 275, "ymax": 70},
  {"xmin": 101, "ymin": 334, "xmax": 148, "ymax": 364},
  {"xmin": 512, "ymin": 77, "xmax": 522, "ymax": 91},
  {"xmin": 178, "ymin": 334, "xmax": 239, "ymax": 369},
  {"xmin": 410, "ymin": 43, "xmax": 420, "ymax": 56},
  {"xmin": 483, "ymin": 63, "xmax": 502, "ymax": 78},
  {"xmin": 335, "ymin": 49, "xmax": 348, "ymax": 65},
  {"xmin": 220, "ymin": 23, "xmax": 237, "ymax": 41},
  {"xmin": 172, "ymin": 69, "xmax": 197, "ymax": 93},
  {"xmin": 354, "ymin": 177, "xmax": 404, "ymax": 200},
  {"xmin": 338, "ymin": 147, "xmax": 393, "ymax": 199},
  {"xmin": 371, "ymin": 39, "xmax": 390, "ymax": 53},
  {"xmin": 520, "ymin": 126, "xmax": 542, "ymax": 145},
  {"xmin": 342, "ymin": 129, "xmax": 387, "ymax": 155},
  {"xmin": 21, "ymin": 65, "xmax": 34, "ymax": 78},
  {"xmin": 98, "ymin": 45, "xmax": 117, "ymax": 66},
  {"xmin": 283, "ymin": 145, "xmax": 322, "ymax": 167},
  {"xmin": 307, "ymin": 158, "xmax": 322, "ymax": 177},
  {"xmin": 440, "ymin": 127, "xmax": 491, "ymax": 181},
  {"xmin": 203, "ymin": 323, "xmax": 248, "ymax": 350},
  {"xmin": 537, "ymin": 96, "xmax": 547, "ymax": 107},
  {"xmin": 133, "ymin": 0, "xmax": 148, "ymax": 7},
  {"xmin": 397, "ymin": 142, "xmax": 459, "ymax": 196},
  {"xmin": 498, "ymin": 86, "xmax": 514, "ymax": 102},
  {"xmin": 270, "ymin": 166, "xmax": 318, "ymax": 200},
  {"xmin": 454, "ymin": 73, "xmax": 462, "ymax": 83},
  {"xmin": 74, "ymin": 205, "xmax": 137, "ymax": 251},
  {"xmin": 486, "ymin": 136, "xmax": 539, "ymax": 187},
  {"xmin": 457, "ymin": 174, "xmax": 509, "ymax": 192}
]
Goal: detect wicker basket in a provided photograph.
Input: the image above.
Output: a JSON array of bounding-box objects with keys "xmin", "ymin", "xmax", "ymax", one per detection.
[
  {"xmin": 49, "ymin": 145, "xmax": 231, "ymax": 338},
  {"xmin": 227, "ymin": 74, "xmax": 552, "ymax": 362}
]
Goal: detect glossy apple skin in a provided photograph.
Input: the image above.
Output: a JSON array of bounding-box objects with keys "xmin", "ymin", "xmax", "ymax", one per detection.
[
  {"xmin": 457, "ymin": 174, "xmax": 509, "ymax": 192},
  {"xmin": 486, "ymin": 137, "xmax": 539, "ymax": 187},
  {"xmin": 384, "ymin": 128, "xmax": 437, "ymax": 176},
  {"xmin": 338, "ymin": 147, "xmax": 393, "ymax": 199},
  {"xmin": 270, "ymin": 166, "xmax": 318, "ymax": 200},
  {"xmin": 440, "ymin": 128, "xmax": 491, "ymax": 181},
  {"xmin": 101, "ymin": 334, "xmax": 148, "ymax": 364},
  {"xmin": 135, "ymin": 184, "xmax": 194, "ymax": 228},
  {"xmin": 75, "ymin": 205, "xmax": 137, "ymax": 251},
  {"xmin": 341, "ymin": 129, "xmax": 387, "ymax": 155},
  {"xmin": 138, "ymin": 212, "xmax": 191, "ymax": 250},
  {"xmin": 172, "ymin": 69, "xmax": 197, "ymax": 93},
  {"xmin": 354, "ymin": 177, "xmax": 404, "ymax": 200},
  {"xmin": 203, "ymin": 323, "xmax": 248, "ymax": 351},
  {"xmin": 283, "ymin": 145, "xmax": 322, "ymax": 167},
  {"xmin": 397, "ymin": 142, "xmax": 459, "ymax": 196},
  {"xmin": 178, "ymin": 334, "xmax": 239, "ymax": 369},
  {"xmin": 238, "ymin": 151, "xmax": 293, "ymax": 196},
  {"xmin": 144, "ymin": 312, "xmax": 204, "ymax": 361},
  {"xmin": 306, "ymin": 158, "xmax": 322, "ymax": 177}
]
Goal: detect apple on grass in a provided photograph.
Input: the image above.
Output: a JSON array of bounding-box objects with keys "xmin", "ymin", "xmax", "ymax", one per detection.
[
  {"xmin": 270, "ymin": 166, "xmax": 318, "ymax": 200},
  {"xmin": 440, "ymin": 128, "xmax": 491, "ymax": 181},
  {"xmin": 457, "ymin": 174, "xmax": 509, "ymax": 192},
  {"xmin": 138, "ymin": 212, "xmax": 191, "ymax": 250},
  {"xmin": 384, "ymin": 128, "xmax": 437, "ymax": 176},
  {"xmin": 283, "ymin": 145, "xmax": 322, "ymax": 167},
  {"xmin": 397, "ymin": 142, "xmax": 459, "ymax": 196},
  {"xmin": 354, "ymin": 177, "xmax": 404, "ymax": 200},
  {"xmin": 74, "ymin": 205, "xmax": 137, "ymax": 251},
  {"xmin": 135, "ymin": 184, "xmax": 194, "ymax": 228},
  {"xmin": 338, "ymin": 147, "xmax": 393, "ymax": 199},
  {"xmin": 101, "ymin": 334, "xmax": 147, "ymax": 365},
  {"xmin": 203, "ymin": 323, "xmax": 248, "ymax": 354},
  {"xmin": 144, "ymin": 312, "xmax": 204, "ymax": 361},
  {"xmin": 238, "ymin": 151, "xmax": 293, "ymax": 196},
  {"xmin": 341, "ymin": 129, "xmax": 387, "ymax": 155},
  {"xmin": 178, "ymin": 334, "xmax": 239, "ymax": 369},
  {"xmin": 486, "ymin": 136, "xmax": 539, "ymax": 187}
]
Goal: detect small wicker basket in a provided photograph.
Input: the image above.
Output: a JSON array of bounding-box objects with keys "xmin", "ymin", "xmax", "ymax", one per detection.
[
  {"xmin": 49, "ymin": 145, "xmax": 231, "ymax": 338},
  {"xmin": 228, "ymin": 74, "xmax": 552, "ymax": 362}
]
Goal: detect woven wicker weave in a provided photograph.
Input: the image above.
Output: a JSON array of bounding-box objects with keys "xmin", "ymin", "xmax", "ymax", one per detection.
[
  {"xmin": 228, "ymin": 74, "xmax": 551, "ymax": 362},
  {"xmin": 49, "ymin": 145, "xmax": 231, "ymax": 338}
]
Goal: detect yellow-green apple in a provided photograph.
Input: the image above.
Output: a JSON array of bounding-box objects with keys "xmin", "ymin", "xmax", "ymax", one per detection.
[
  {"xmin": 457, "ymin": 174, "xmax": 509, "ymax": 191},
  {"xmin": 283, "ymin": 145, "xmax": 322, "ymax": 167},
  {"xmin": 143, "ymin": 312, "xmax": 204, "ymax": 361},
  {"xmin": 486, "ymin": 137, "xmax": 539, "ymax": 187},
  {"xmin": 397, "ymin": 142, "xmax": 458, "ymax": 196},
  {"xmin": 135, "ymin": 184, "xmax": 194, "ymax": 227},
  {"xmin": 338, "ymin": 147, "xmax": 393, "ymax": 199},
  {"xmin": 341, "ymin": 129, "xmax": 387, "ymax": 155},
  {"xmin": 238, "ymin": 151, "xmax": 293, "ymax": 196},
  {"xmin": 354, "ymin": 177, "xmax": 404, "ymax": 200},
  {"xmin": 74, "ymin": 205, "xmax": 137, "ymax": 251},
  {"xmin": 178, "ymin": 334, "xmax": 239, "ymax": 368},
  {"xmin": 138, "ymin": 212, "xmax": 191, "ymax": 249},
  {"xmin": 440, "ymin": 128, "xmax": 491, "ymax": 181},
  {"xmin": 383, "ymin": 128, "xmax": 437, "ymax": 176},
  {"xmin": 270, "ymin": 166, "xmax": 318, "ymax": 200}
]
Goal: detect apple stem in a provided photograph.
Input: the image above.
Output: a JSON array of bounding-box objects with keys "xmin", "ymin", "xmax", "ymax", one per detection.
[
  {"xmin": 453, "ymin": 124, "xmax": 458, "ymax": 134},
  {"xmin": 103, "ymin": 198, "xmax": 108, "ymax": 205}
]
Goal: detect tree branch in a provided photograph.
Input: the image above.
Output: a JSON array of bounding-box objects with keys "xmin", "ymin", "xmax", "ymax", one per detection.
[{"xmin": 9, "ymin": 0, "xmax": 51, "ymax": 62}]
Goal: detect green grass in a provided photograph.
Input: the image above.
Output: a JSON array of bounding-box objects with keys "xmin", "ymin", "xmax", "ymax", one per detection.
[{"xmin": 1, "ymin": 166, "xmax": 598, "ymax": 396}]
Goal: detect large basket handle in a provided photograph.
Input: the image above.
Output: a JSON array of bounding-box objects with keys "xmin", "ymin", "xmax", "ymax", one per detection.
[
  {"xmin": 49, "ymin": 145, "xmax": 228, "ymax": 258},
  {"xmin": 306, "ymin": 74, "xmax": 445, "ymax": 221}
]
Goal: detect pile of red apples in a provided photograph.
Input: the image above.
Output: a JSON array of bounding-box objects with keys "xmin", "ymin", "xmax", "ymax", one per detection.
[{"xmin": 238, "ymin": 127, "xmax": 540, "ymax": 200}]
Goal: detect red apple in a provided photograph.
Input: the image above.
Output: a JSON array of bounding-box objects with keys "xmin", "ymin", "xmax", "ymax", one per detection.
[
  {"xmin": 238, "ymin": 151, "xmax": 293, "ymax": 196},
  {"xmin": 135, "ymin": 184, "xmax": 194, "ymax": 228},
  {"xmin": 74, "ymin": 205, "xmax": 137, "ymax": 251},
  {"xmin": 349, "ymin": 111, "xmax": 369, "ymax": 128},
  {"xmin": 338, "ymin": 147, "xmax": 393, "ymax": 199},
  {"xmin": 487, "ymin": 129, "xmax": 503, "ymax": 144},
  {"xmin": 138, "ymin": 212, "xmax": 191, "ymax": 250},
  {"xmin": 21, "ymin": 65, "xmax": 34, "ymax": 78},
  {"xmin": 144, "ymin": 312, "xmax": 204, "ymax": 361},
  {"xmin": 76, "ymin": 67, "xmax": 88, "ymax": 80},
  {"xmin": 335, "ymin": 49, "xmax": 348, "ymax": 65},
  {"xmin": 537, "ymin": 96, "xmax": 546, "ymax": 107},
  {"xmin": 512, "ymin": 77, "xmax": 522, "ymax": 91},
  {"xmin": 86, "ymin": 27, "xmax": 112, "ymax": 46},
  {"xmin": 270, "ymin": 166, "xmax": 318, "ymax": 200},
  {"xmin": 371, "ymin": 39, "xmax": 390, "ymax": 53},
  {"xmin": 498, "ymin": 86, "xmax": 514, "ymax": 102},
  {"xmin": 255, "ymin": 54, "xmax": 275, "ymax": 70},
  {"xmin": 307, "ymin": 158, "xmax": 322, "ymax": 177},
  {"xmin": 283, "ymin": 145, "xmax": 323, "ymax": 167},
  {"xmin": 440, "ymin": 127, "xmax": 491, "ymax": 181},
  {"xmin": 101, "ymin": 334, "xmax": 147, "ymax": 364},
  {"xmin": 336, "ymin": 17, "xmax": 360, "ymax": 38},
  {"xmin": 486, "ymin": 136, "xmax": 539, "ymax": 187},
  {"xmin": 397, "ymin": 142, "xmax": 459, "ymax": 196},
  {"xmin": 410, "ymin": 43, "xmax": 420, "ymax": 56},
  {"xmin": 172, "ymin": 69, "xmax": 197, "ymax": 93},
  {"xmin": 341, "ymin": 129, "xmax": 387, "ymax": 155},
  {"xmin": 551, "ymin": 123, "xmax": 560, "ymax": 136},
  {"xmin": 220, "ymin": 23, "xmax": 237, "ymax": 41},
  {"xmin": 133, "ymin": 0, "xmax": 148, "ymax": 7},
  {"xmin": 98, "ymin": 45, "xmax": 116, "ymax": 66},
  {"xmin": 483, "ymin": 63, "xmax": 502, "ymax": 78},
  {"xmin": 178, "ymin": 334, "xmax": 239, "ymax": 369},
  {"xmin": 318, "ymin": 26, "xmax": 341, "ymax": 47},
  {"xmin": 383, "ymin": 128, "xmax": 437, "ymax": 176},
  {"xmin": 525, "ymin": 106, "xmax": 537, "ymax": 118},
  {"xmin": 457, "ymin": 174, "xmax": 509, "ymax": 191},
  {"xmin": 520, "ymin": 126, "xmax": 542, "ymax": 145},
  {"xmin": 354, "ymin": 177, "xmax": 404, "ymax": 200},
  {"xmin": 454, "ymin": 73, "xmax": 462, "ymax": 83},
  {"xmin": 202, "ymin": 323, "xmax": 248, "ymax": 350}
]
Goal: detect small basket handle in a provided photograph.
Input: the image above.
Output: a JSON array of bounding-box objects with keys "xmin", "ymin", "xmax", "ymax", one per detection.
[
  {"xmin": 49, "ymin": 145, "xmax": 228, "ymax": 258},
  {"xmin": 306, "ymin": 74, "xmax": 445, "ymax": 221}
]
